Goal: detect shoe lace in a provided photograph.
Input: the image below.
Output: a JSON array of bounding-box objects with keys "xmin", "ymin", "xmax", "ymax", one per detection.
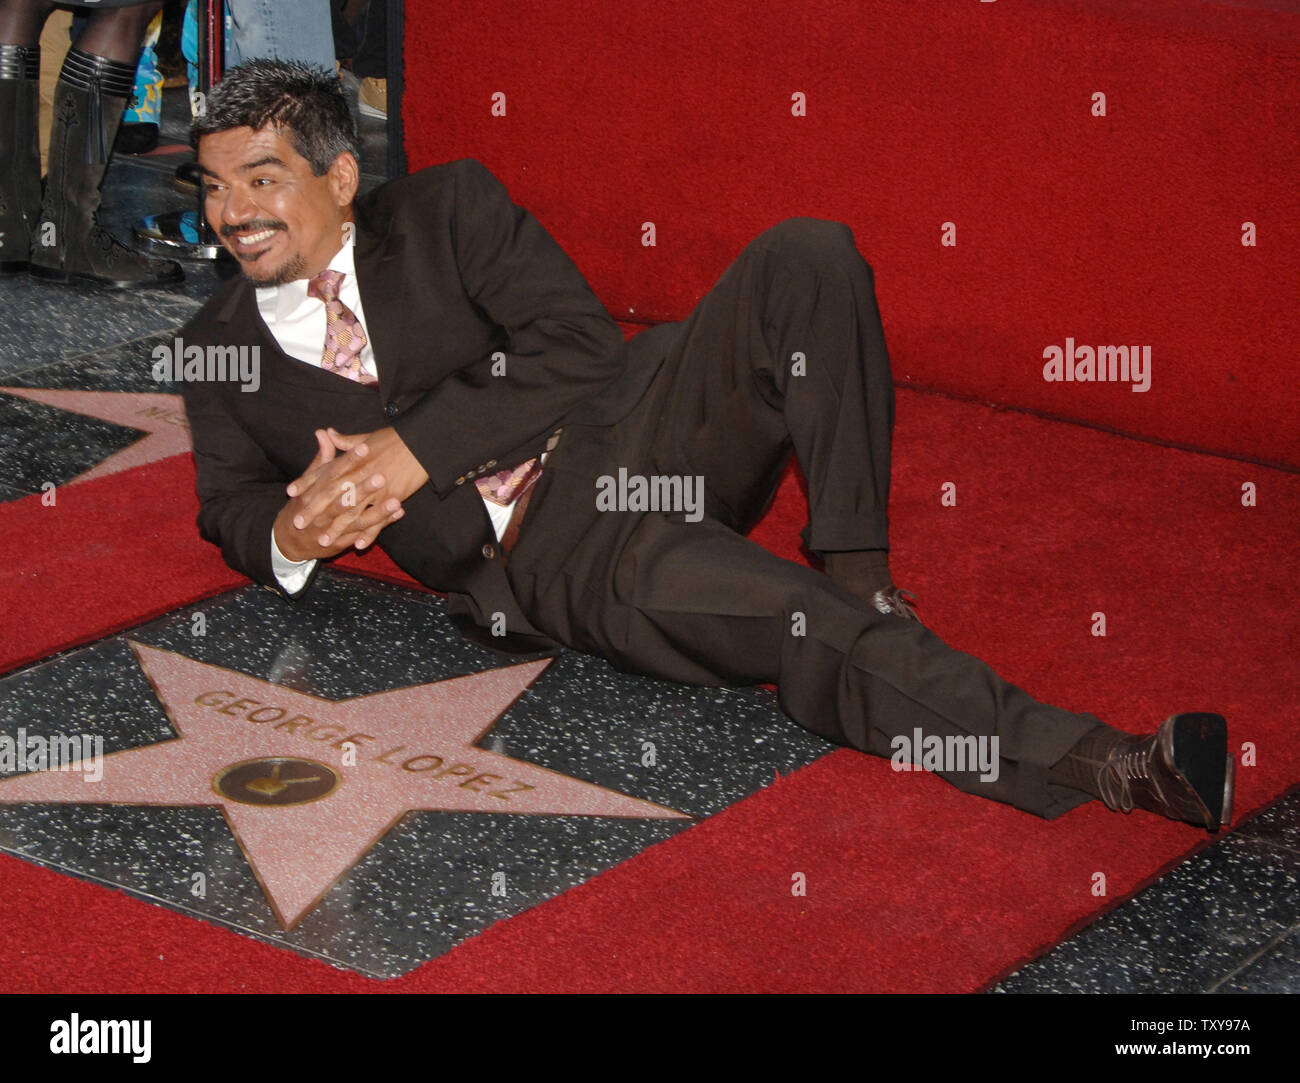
[
  {"xmin": 1098, "ymin": 745, "xmax": 1154, "ymax": 813},
  {"xmin": 871, "ymin": 586, "xmax": 919, "ymax": 621}
]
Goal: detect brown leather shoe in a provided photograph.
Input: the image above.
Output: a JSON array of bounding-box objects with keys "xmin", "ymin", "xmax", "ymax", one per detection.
[{"xmin": 1098, "ymin": 713, "xmax": 1233, "ymax": 831}]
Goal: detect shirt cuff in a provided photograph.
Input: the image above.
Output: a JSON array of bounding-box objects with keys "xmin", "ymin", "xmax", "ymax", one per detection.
[{"xmin": 271, "ymin": 529, "xmax": 318, "ymax": 596}]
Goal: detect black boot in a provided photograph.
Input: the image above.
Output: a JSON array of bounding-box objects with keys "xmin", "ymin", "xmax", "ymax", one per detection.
[
  {"xmin": 29, "ymin": 47, "xmax": 183, "ymax": 289},
  {"xmin": 0, "ymin": 44, "xmax": 41, "ymax": 273}
]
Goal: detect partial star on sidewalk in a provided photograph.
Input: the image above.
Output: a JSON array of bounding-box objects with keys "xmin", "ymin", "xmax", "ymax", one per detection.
[
  {"xmin": 0, "ymin": 643, "xmax": 690, "ymax": 929},
  {"xmin": 0, "ymin": 387, "xmax": 191, "ymax": 483}
]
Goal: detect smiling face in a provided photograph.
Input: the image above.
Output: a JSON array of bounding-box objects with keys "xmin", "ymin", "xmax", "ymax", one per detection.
[{"xmin": 197, "ymin": 125, "xmax": 359, "ymax": 286}]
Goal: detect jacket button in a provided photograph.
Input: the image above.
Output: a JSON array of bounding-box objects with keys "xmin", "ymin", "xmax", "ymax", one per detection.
[
  {"xmin": 481, "ymin": 544, "xmax": 495, "ymax": 559},
  {"xmin": 384, "ymin": 403, "xmax": 399, "ymax": 418}
]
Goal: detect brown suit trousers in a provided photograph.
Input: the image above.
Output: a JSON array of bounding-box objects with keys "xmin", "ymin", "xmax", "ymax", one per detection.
[{"xmin": 504, "ymin": 219, "xmax": 1100, "ymax": 819}]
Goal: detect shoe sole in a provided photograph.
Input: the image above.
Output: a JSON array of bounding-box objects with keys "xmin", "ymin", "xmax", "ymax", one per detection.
[
  {"xmin": 1169, "ymin": 712, "xmax": 1233, "ymax": 830},
  {"xmin": 29, "ymin": 263, "xmax": 184, "ymax": 289}
]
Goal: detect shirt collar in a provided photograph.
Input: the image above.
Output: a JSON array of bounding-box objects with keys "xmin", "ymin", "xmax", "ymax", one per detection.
[{"xmin": 256, "ymin": 237, "xmax": 359, "ymax": 324}]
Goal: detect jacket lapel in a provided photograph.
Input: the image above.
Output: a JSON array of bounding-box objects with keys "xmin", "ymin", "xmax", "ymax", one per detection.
[{"xmin": 352, "ymin": 199, "xmax": 406, "ymax": 403}]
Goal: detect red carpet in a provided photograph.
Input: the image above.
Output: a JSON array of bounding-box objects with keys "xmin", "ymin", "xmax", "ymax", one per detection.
[
  {"xmin": 403, "ymin": 0, "xmax": 1300, "ymax": 467},
  {"xmin": 3, "ymin": 388, "xmax": 1296, "ymax": 991},
  {"xmin": 0, "ymin": 455, "xmax": 420, "ymax": 675}
]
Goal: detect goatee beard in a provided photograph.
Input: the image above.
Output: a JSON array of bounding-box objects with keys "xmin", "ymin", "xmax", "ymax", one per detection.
[{"xmin": 241, "ymin": 251, "xmax": 308, "ymax": 287}]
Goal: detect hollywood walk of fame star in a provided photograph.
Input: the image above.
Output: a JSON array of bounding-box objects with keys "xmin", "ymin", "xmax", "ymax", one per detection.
[
  {"xmin": 0, "ymin": 387, "xmax": 191, "ymax": 483},
  {"xmin": 0, "ymin": 643, "xmax": 689, "ymax": 928}
]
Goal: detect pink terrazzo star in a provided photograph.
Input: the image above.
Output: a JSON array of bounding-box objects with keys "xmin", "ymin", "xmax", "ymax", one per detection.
[
  {"xmin": 0, "ymin": 643, "xmax": 689, "ymax": 928},
  {"xmin": 0, "ymin": 387, "xmax": 191, "ymax": 482}
]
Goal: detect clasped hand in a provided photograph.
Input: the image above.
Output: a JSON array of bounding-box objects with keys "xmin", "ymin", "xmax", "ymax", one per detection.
[{"xmin": 272, "ymin": 426, "xmax": 428, "ymax": 562}]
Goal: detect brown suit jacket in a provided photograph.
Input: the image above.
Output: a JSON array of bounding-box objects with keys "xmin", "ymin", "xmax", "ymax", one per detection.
[{"xmin": 178, "ymin": 158, "xmax": 670, "ymax": 642}]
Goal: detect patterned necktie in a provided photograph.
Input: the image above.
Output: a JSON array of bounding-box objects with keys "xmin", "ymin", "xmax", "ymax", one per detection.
[
  {"xmin": 476, "ymin": 430, "xmax": 561, "ymax": 509},
  {"xmin": 306, "ymin": 269, "xmax": 376, "ymax": 385},
  {"xmin": 476, "ymin": 457, "xmax": 542, "ymax": 506}
]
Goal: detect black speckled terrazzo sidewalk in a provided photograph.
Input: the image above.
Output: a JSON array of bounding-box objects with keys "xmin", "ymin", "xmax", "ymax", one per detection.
[
  {"xmin": 993, "ymin": 788, "xmax": 1300, "ymax": 993},
  {"xmin": 0, "ymin": 571, "xmax": 829, "ymax": 976}
]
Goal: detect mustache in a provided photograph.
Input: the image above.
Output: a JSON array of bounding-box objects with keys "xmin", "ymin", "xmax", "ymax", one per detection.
[{"xmin": 220, "ymin": 219, "xmax": 287, "ymax": 238}]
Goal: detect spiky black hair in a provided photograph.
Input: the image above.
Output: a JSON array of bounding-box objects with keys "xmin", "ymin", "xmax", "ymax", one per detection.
[{"xmin": 191, "ymin": 58, "xmax": 360, "ymax": 175}]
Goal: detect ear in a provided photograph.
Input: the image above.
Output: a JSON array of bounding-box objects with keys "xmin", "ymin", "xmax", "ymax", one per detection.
[{"xmin": 327, "ymin": 151, "xmax": 360, "ymax": 209}]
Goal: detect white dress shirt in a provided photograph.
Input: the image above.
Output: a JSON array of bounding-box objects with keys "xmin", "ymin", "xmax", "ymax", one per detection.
[{"xmin": 262, "ymin": 239, "xmax": 518, "ymax": 594}]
